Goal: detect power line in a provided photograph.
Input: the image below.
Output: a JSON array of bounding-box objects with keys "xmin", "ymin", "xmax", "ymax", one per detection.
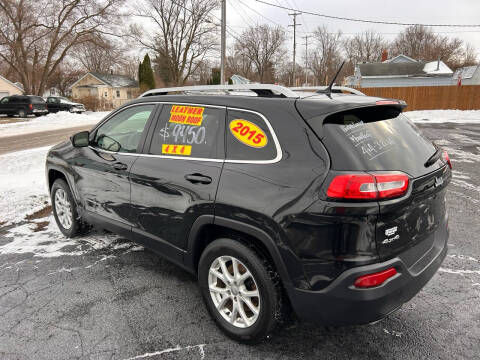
[
  {"xmin": 237, "ymin": 0, "xmax": 282, "ymax": 27},
  {"xmin": 255, "ymin": 0, "xmax": 480, "ymax": 27}
]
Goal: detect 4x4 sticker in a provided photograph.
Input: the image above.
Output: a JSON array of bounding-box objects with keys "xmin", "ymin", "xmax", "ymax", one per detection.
[
  {"xmin": 169, "ymin": 105, "xmax": 204, "ymax": 126},
  {"xmin": 229, "ymin": 119, "xmax": 268, "ymax": 148},
  {"xmin": 162, "ymin": 144, "xmax": 192, "ymax": 156}
]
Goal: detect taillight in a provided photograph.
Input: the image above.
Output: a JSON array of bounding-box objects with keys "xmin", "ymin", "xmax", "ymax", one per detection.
[
  {"xmin": 442, "ymin": 151, "xmax": 452, "ymax": 169},
  {"xmin": 354, "ymin": 267, "xmax": 397, "ymax": 288},
  {"xmin": 327, "ymin": 172, "xmax": 409, "ymax": 200},
  {"xmin": 29, "ymin": 103, "xmax": 33, "ymax": 110}
]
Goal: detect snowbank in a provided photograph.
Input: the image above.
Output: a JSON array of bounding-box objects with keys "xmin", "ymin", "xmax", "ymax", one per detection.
[
  {"xmin": 0, "ymin": 111, "xmax": 109, "ymax": 138},
  {"xmin": 0, "ymin": 146, "xmax": 51, "ymax": 224},
  {"xmin": 405, "ymin": 110, "xmax": 480, "ymax": 124}
]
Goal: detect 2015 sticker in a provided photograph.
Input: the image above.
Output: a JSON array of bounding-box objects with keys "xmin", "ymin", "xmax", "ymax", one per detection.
[
  {"xmin": 162, "ymin": 144, "xmax": 192, "ymax": 156},
  {"xmin": 229, "ymin": 119, "xmax": 268, "ymax": 148},
  {"xmin": 169, "ymin": 105, "xmax": 204, "ymax": 126}
]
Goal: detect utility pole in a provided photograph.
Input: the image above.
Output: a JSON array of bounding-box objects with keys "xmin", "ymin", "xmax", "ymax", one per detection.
[
  {"xmin": 302, "ymin": 35, "xmax": 311, "ymax": 86},
  {"xmin": 288, "ymin": 12, "xmax": 301, "ymax": 87},
  {"xmin": 220, "ymin": 0, "xmax": 226, "ymax": 85}
]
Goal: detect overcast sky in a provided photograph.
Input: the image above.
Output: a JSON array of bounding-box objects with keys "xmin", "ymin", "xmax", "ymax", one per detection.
[{"xmin": 222, "ymin": 0, "xmax": 480, "ymax": 63}]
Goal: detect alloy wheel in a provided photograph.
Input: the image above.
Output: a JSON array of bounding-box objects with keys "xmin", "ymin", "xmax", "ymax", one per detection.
[
  {"xmin": 208, "ymin": 255, "xmax": 261, "ymax": 328},
  {"xmin": 54, "ymin": 188, "xmax": 73, "ymax": 229}
]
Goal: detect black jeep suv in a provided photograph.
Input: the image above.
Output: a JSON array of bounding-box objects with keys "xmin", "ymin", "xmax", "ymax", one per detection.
[
  {"xmin": 45, "ymin": 86, "xmax": 451, "ymax": 343},
  {"xmin": 0, "ymin": 95, "xmax": 48, "ymax": 117}
]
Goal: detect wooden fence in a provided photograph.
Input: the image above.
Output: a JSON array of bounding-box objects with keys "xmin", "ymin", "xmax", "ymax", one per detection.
[{"xmin": 356, "ymin": 85, "xmax": 480, "ymax": 111}]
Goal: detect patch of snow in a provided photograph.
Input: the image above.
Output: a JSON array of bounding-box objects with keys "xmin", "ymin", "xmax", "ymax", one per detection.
[
  {"xmin": 405, "ymin": 110, "xmax": 480, "ymax": 124},
  {"xmin": 0, "ymin": 111, "xmax": 108, "ymax": 138},
  {"xmin": 0, "ymin": 146, "xmax": 51, "ymax": 224},
  {"xmin": 0, "ymin": 215, "xmax": 142, "ymax": 258},
  {"xmin": 423, "ymin": 61, "xmax": 452, "ymax": 75}
]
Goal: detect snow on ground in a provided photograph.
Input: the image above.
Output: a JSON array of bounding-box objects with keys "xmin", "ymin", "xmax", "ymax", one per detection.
[
  {"xmin": 405, "ymin": 110, "xmax": 480, "ymax": 124},
  {"xmin": 0, "ymin": 146, "xmax": 51, "ymax": 224},
  {"xmin": 0, "ymin": 111, "xmax": 108, "ymax": 138},
  {"xmin": 0, "ymin": 146, "xmax": 141, "ymax": 258}
]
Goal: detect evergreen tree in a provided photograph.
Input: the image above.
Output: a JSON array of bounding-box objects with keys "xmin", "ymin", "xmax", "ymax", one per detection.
[
  {"xmin": 142, "ymin": 54, "xmax": 156, "ymax": 90},
  {"xmin": 138, "ymin": 61, "xmax": 144, "ymax": 86},
  {"xmin": 207, "ymin": 68, "xmax": 221, "ymax": 85}
]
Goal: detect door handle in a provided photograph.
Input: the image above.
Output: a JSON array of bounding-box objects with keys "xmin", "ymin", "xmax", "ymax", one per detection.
[
  {"xmin": 112, "ymin": 162, "xmax": 128, "ymax": 171},
  {"xmin": 185, "ymin": 173, "xmax": 212, "ymax": 184}
]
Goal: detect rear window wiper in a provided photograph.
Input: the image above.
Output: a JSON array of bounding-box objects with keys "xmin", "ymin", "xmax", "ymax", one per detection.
[{"xmin": 424, "ymin": 147, "xmax": 441, "ymax": 167}]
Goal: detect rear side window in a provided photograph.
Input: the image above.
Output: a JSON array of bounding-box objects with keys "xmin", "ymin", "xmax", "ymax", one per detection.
[
  {"xmin": 149, "ymin": 104, "xmax": 224, "ymax": 158},
  {"xmin": 30, "ymin": 96, "xmax": 45, "ymax": 104},
  {"xmin": 226, "ymin": 109, "xmax": 277, "ymax": 162},
  {"xmin": 317, "ymin": 106, "xmax": 436, "ymax": 177}
]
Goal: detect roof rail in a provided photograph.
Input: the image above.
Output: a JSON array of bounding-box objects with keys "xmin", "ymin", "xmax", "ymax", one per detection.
[
  {"xmin": 290, "ymin": 86, "xmax": 365, "ymax": 96},
  {"xmin": 139, "ymin": 84, "xmax": 299, "ymax": 98}
]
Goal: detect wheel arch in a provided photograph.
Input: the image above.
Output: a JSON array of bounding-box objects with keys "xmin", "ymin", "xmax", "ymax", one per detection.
[{"xmin": 185, "ymin": 216, "xmax": 293, "ymax": 288}]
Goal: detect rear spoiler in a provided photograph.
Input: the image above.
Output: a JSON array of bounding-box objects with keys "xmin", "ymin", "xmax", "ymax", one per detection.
[{"xmin": 375, "ymin": 99, "xmax": 407, "ymax": 110}]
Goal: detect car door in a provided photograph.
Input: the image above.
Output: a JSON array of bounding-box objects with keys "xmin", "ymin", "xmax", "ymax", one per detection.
[
  {"xmin": 129, "ymin": 103, "xmax": 225, "ymax": 261},
  {"xmin": 47, "ymin": 97, "xmax": 59, "ymax": 112},
  {"xmin": 71, "ymin": 103, "xmax": 158, "ymax": 230}
]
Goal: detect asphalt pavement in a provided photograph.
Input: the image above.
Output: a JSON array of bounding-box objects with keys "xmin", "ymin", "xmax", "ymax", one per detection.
[{"xmin": 0, "ymin": 122, "xmax": 479, "ymax": 359}]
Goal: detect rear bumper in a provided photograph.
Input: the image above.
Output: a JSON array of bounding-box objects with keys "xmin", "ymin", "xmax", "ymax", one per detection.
[{"xmin": 288, "ymin": 229, "xmax": 448, "ymax": 325}]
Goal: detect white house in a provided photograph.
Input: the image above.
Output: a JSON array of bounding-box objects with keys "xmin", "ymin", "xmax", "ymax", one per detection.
[
  {"xmin": 345, "ymin": 54, "xmax": 454, "ymax": 88},
  {"xmin": 0, "ymin": 75, "xmax": 24, "ymax": 98},
  {"xmin": 453, "ymin": 65, "xmax": 480, "ymax": 85}
]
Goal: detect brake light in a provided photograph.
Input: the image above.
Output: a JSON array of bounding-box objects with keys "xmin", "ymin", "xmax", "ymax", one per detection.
[
  {"xmin": 442, "ymin": 151, "xmax": 452, "ymax": 169},
  {"xmin": 354, "ymin": 267, "xmax": 397, "ymax": 288},
  {"xmin": 327, "ymin": 172, "xmax": 409, "ymax": 200},
  {"xmin": 29, "ymin": 103, "xmax": 33, "ymax": 110}
]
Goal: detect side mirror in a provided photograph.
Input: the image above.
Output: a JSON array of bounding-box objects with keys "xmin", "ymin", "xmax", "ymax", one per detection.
[{"xmin": 71, "ymin": 131, "xmax": 89, "ymax": 147}]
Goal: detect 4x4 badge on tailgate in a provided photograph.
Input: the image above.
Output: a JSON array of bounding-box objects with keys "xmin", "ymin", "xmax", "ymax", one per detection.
[{"xmin": 382, "ymin": 226, "xmax": 399, "ymax": 244}]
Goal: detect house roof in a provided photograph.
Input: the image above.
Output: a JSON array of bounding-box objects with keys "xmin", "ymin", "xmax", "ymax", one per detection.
[
  {"xmin": 90, "ymin": 72, "xmax": 138, "ymax": 87},
  {"xmin": 70, "ymin": 72, "xmax": 138, "ymax": 89},
  {"xmin": 383, "ymin": 54, "xmax": 417, "ymax": 63},
  {"xmin": 453, "ymin": 65, "xmax": 479, "ymax": 79},
  {"xmin": 0, "ymin": 74, "xmax": 24, "ymax": 92},
  {"xmin": 358, "ymin": 60, "xmax": 453, "ymax": 78}
]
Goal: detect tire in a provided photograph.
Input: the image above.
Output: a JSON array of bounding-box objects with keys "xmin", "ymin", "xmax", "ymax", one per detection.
[
  {"xmin": 51, "ymin": 178, "xmax": 81, "ymax": 237},
  {"xmin": 34, "ymin": 114, "xmax": 43, "ymax": 117},
  {"xmin": 17, "ymin": 109, "xmax": 26, "ymax": 118},
  {"xmin": 198, "ymin": 238, "xmax": 283, "ymax": 343}
]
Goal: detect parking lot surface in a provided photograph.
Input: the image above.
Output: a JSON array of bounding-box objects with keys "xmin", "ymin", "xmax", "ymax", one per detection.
[{"xmin": 0, "ymin": 121, "xmax": 479, "ymax": 359}]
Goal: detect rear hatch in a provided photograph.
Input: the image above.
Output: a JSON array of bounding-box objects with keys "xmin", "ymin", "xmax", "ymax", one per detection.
[
  {"xmin": 297, "ymin": 96, "xmax": 451, "ymax": 261},
  {"xmin": 30, "ymin": 96, "xmax": 47, "ymax": 111}
]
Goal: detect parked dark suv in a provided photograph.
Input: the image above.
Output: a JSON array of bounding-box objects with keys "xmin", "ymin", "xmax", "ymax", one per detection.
[
  {"xmin": 0, "ymin": 95, "xmax": 48, "ymax": 117},
  {"xmin": 46, "ymin": 96, "xmax": 86, "ymax": 113},
  {"xmin": 45, "ymin": 85, "xmax": 451, "ymax": 343}
]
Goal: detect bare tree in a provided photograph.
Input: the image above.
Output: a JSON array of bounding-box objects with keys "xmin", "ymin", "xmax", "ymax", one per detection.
[
  {"xmin": 132, "ymin": 0, "xmax": 218, "ymax": 86},
  {"xmin": 344, "ymin": 30, "xmax": 387, "ymax": 63},
  {"xmin": 226, "ymin": 46, "xmax": 254, "ymax": 80},
  {"xmin": 235, "ymin": 25, "xmax": 286, "ymax": 83},
  {"xmin": 309, "ymin": 26, "xmax": 344, "ymax": 85},
  {"xmin": 46, "ymin": 63, "xmax": 83, "ymax": 96},
  {"xmin": 0, "ymin": 0, "xmax": 123, "ymax": 95},
  {"xmin": 390, "ymin": 25, "xmax": 476, "ymax": 69},
  {"xmin": 72, "ymin": 35, "xmax": 125, "ymax": 73}
]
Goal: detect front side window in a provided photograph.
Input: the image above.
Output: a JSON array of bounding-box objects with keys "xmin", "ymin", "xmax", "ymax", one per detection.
[
  {"xmin": 226, "ymin": 109, "xmax": 277, "ymax": 162},
  {"xmin": 149, "ymin": 104, "xmax": 224, "ymax": 158},
  {"xmin": 93, "ymin": 104, "xmax": 154, "ymax": 153}
]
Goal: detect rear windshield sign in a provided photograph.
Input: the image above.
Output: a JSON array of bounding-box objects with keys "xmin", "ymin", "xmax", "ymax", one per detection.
[{"xmin": 340, "ymin": 120, "xmax": 396, "ymax": 161}]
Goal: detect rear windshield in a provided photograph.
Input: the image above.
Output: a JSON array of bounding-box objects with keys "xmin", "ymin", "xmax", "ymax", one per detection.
[
  {"xmin": 316, "ymin": 106, "xmax": 437, "ymax": 178},
  {"xmin": 29, "ymin": 96, "xmax": 45, "ymax": 104}
]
